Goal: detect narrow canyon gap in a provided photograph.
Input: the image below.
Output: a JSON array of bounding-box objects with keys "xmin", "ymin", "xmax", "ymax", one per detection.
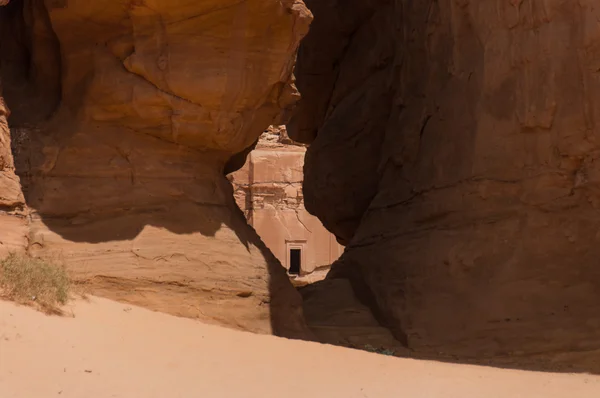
[
  {"xmin": 290, "ymin": 0, "xmax": 600, "ymax": 372},
  {"xmin": 0, "ymin": 0, "xmax": 313, "ymax": 339},
  {"xmin": 2, "ymin": 0, "xmax": 600, "ymax": 374}
]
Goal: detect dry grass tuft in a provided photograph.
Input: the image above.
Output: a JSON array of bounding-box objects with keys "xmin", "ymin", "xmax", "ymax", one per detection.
[{"xmin": 0, "ymin": 253, "xmax": 71, "ymax": 314}]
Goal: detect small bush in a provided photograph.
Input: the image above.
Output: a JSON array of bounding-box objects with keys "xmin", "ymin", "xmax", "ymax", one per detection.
[
  {"xmin": 364, "ymin": 344, "xmax": 396, "ymax": 356},
  {"xmin": 0, "ymin": 253, "xmax": 71, "ymax": 313}
]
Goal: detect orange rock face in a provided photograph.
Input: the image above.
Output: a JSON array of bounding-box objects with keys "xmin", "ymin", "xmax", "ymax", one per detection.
[
  {"xmin": 291, "ymin": 0, "xmax": 600, "ymax": 370},
  {"xmin": 0, "ymin": 90, "xmax": 27, "ymax": 258},
  {"xmin": 229, "ymin": 126, "xmax": 343, "ymax": 276},
  {"xmin": 0, "ymin": 98, "xmax": 21, "ymax": 209},
  {"xmin": 0, "ymin": 0, "xmax": 312, "ymax": 338}
]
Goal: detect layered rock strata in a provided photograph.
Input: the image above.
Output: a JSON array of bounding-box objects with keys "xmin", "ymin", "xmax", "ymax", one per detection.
[
  {"xmin": 291, "ymin": 0, "xmax": 600, "ymax": 370},
  {"xmin": 0, "ymin": 0, "xmax": 312, "ymax": 338},
  {"xmin": 229, "ymin": 126, "xmax": 342, "ymax": 277}
]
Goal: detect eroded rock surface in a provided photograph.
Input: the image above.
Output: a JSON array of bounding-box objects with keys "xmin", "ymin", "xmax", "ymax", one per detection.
[
  {"xmin": 0, "ymin": 99, "xmax": 21, "ymax": 208},
  {"xmin": 0, "ymin": 0, "xmax": 312, "ymax": 338},
  {"xmin": 291, "ymin": 0, "xmax": 600, "ymax": 370},
  {"xmin": 0, "ymin": 89, "xmax": 26, "ymax": 257},
  {"xmin": 229, "ymin": 126, "xmax": 342, "ymax": 276}
]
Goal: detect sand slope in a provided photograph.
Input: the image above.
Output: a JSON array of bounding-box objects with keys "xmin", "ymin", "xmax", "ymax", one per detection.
[{"xmin": 1, "ymin": 297, "xmax": 599, "ymax": 398}]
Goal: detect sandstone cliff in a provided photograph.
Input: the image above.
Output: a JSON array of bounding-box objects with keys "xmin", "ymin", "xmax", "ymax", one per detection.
[
  {"xmin": 0, "ymin": 0, "xmax": 312, "ymax": 338},
  {"xmin": 229, "ymin": 126, "xmax": 342, "ymax": 277},
  {"xmin": 3, "ymin": 0, "xmax": 599, "ymax": 372},
  {"xmin": 0, "ymin": 90, "xmax": 27, "ymax": 257},
  {"xmin": 291, "ymin": 0, "xmax": 600, "ymax": 371}
]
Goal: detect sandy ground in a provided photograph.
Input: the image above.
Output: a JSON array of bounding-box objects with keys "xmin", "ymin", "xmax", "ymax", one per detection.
[{"xmin": 1, "ymin": 297, "xmax": 599, "ymax": 398}]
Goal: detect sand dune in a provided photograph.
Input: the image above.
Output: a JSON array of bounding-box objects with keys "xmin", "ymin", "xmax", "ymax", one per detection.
[{"xmin": 1, "ymin": 297, "xmax": 599, "ymax": 398}]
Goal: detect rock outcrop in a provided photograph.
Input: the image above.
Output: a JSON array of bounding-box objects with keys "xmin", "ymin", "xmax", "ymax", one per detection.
[
  {"xmin": 0, "ymin": 0, "xmax": 312, "ymax": 338},
  {"xmin": 291, "ymin": 0, "xmax": 600, "ymax": 371},
  {"xmin": 0, "ymin": 99, "xmax": 21, "ymax": 208},
  {"xmin": 0, "ymin": 87, "xmax": 27, "ymax": 257},
  {"xmin": 229, "ymin": 126, "xmax": 342, "ymax": 277},
  {"xmin": 0, "ymin": 0, "xmax": 27, "ymax": 256}
]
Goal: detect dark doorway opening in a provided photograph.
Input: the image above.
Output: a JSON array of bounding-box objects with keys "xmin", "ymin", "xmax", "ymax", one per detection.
[{"xmin": 289, "ymin": 248, "xmax": 301, "ymax": 275}]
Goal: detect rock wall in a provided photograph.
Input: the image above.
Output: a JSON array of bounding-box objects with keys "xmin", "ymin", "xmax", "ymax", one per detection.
[
  {"xmin": 0, "ymin": 88, "xmax": 27, "ymax": 257},
  {"xmin": 291, "ymin": 0, "xmax": 600, "ymax": 369},
  {"xmin": 229, "ymin": 126, "xmax": 342, "ymax": 276},
  {"xmin": 0, "ymin": 0, "xmax": 312, "ymax": 338}
]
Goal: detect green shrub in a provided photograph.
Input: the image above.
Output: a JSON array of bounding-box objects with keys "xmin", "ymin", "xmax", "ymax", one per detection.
[
  {"xmin": 0, "ymin": 253, "xmax": 70, "ymax": 312},
  {"xmin": 364, "ymin": 344, "xmax": 396, "ymax": 356}
]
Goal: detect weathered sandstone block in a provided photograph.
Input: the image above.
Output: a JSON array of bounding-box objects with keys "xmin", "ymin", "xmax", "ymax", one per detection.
[{"xmin": 0, "ymin": 0, "xmax": 312, "ymax": 338}]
